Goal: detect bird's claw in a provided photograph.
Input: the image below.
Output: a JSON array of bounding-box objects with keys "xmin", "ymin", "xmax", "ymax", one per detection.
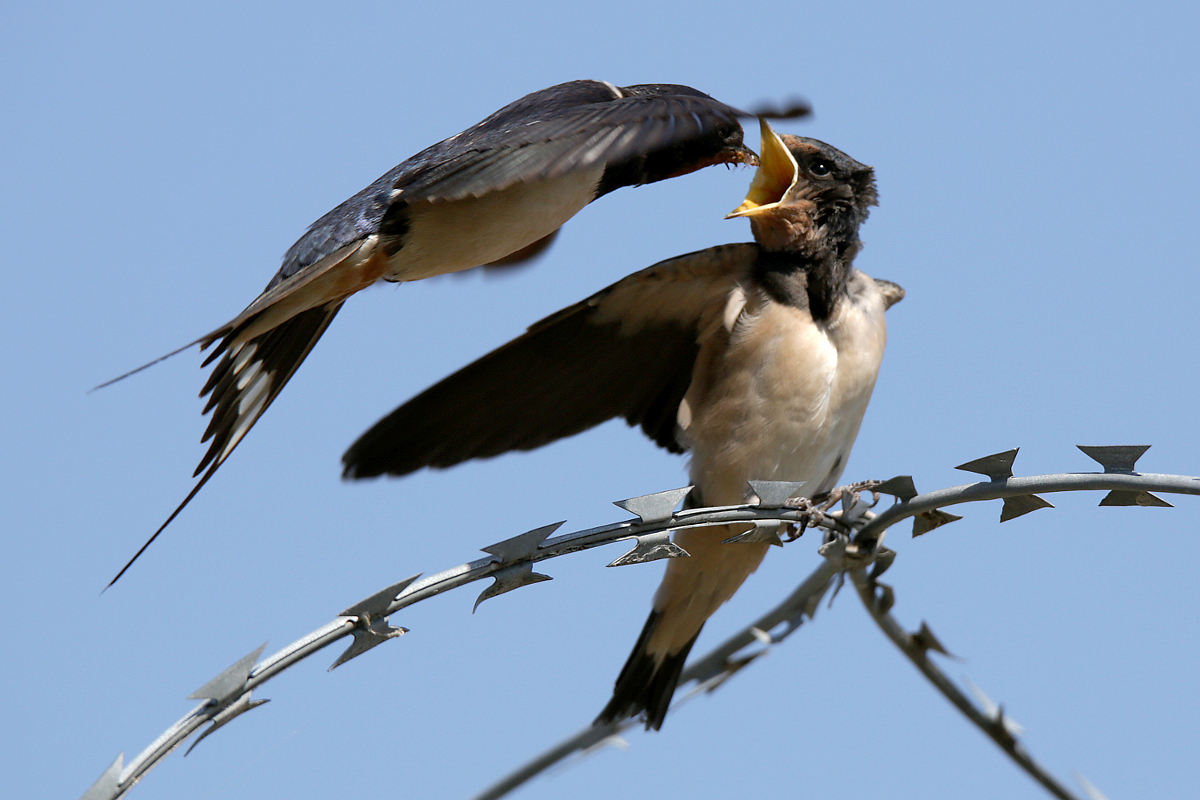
[
  {"xmin": 780, "ymin": 495, "xmax": 825, "ymax": 540},
  {"xmin": 829, "ymin": 479, "xmax": 883, "ymax": 510},
  {"xmin": 780, "ymin": 481, "xmax": 884, "ymax": 542}
]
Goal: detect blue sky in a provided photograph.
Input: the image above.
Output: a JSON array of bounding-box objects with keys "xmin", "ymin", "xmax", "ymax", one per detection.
[{"xmin": 5, "ymin": 2, "xmax": 1198, "ymax": 799}]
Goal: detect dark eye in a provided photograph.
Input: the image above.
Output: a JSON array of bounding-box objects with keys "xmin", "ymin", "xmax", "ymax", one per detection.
[{"xmin": 809, "ymin": 159, "xmax": 833, "ymax": 176}]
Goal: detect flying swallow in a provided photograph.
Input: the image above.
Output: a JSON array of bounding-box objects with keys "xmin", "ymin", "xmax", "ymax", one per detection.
[
  {"xmin": 103, "ymin": 80, "xmax": 771, "ymax": 586},
  {"xmin": 342, "ymin": 121, "xmax": 904, "ymax": 729}
]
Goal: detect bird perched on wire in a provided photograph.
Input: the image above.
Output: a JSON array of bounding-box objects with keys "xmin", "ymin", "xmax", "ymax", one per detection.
[
  {"xmin": 100, "ymin": 79, "xmax": 781, "ymax": 587},
  {"xmin": 342, "ymin": 120, "xmax": 904, "ymax": 730}
]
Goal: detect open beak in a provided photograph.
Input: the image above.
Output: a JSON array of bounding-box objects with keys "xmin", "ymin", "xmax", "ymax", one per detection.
[{"xmin": 725, "ymin": 118, "xmax": 798, "ymax": 218}]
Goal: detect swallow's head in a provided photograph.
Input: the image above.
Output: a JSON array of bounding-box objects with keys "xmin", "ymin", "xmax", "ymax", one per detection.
[{"xmin": 727, "ymin": 119, "xmax": 876, "ymax": 252}]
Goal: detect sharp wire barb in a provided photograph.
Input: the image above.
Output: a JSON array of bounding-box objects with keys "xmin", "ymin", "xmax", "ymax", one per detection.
[{"xmin": 84, "ymin": 453, "xmax": 1193, "ymax": 800}]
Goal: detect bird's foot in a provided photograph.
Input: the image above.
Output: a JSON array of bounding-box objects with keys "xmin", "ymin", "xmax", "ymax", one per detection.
[
  {"xmin": 829, "ymin": 479, "xmax": 884, "ymax": 509},
  {"xmin": 780, "ymin": 495, "xmax": 825, "ymax": 540}
]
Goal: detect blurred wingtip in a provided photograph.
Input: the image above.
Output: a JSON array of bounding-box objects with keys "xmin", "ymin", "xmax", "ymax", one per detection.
[{"xmin": 750, "ymin": 97, "xmax": 813, "ymax": 121}]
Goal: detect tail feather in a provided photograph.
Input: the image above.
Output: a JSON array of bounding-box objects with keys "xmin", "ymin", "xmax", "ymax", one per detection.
[
  {"xmin": 194, "ymin": 302, "xmax": 342, "ymax": 474},
  {"xmin": 595, "ymin": 609, "xmax": 702, "ymax": 731},
  {"xmin": 105, "ymin": 301, "xmax": 343, "ymax": 589},
  {"xmin": 90, "ymin": 338, "xmax": 208, "ymax": 393}
]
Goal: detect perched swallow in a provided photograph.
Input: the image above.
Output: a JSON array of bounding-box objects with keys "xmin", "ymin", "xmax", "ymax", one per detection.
[
  {"xmin": 103, "ymin": 80, "xmax": 764, "ymax": 586},
  {"xmin": 343, "ymin": 121, "xmax": 904, "ymax": 729}
]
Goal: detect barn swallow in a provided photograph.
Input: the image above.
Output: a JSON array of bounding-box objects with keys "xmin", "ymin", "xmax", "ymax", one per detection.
[
  {"xmin": 342, "ymin": 120, "xmax": 904, "ymax": 729},
  {"xmin": 102, "ymin": 80, "xmax": 764, "ymax": 586}
]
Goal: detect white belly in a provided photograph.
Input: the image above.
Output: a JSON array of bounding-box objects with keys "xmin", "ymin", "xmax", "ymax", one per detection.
[
  {"xmin": 682, "ymin": 274, "xmax": 889, "ymax": 506},
  {"xmin": 648, "ymin": 272, "xmax": 892, "ymax": 654},
  {"xmin": 383, "ymin": 167, "xmax": 604, "ymax": 281}
]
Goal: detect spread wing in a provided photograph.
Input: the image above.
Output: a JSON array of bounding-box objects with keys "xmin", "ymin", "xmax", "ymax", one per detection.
[
  {"xmin": 391, "ymin": 82, "xmax": 750, "ymax": 202},
  {"xmin": 342, "ymin": 243, "xmax": 760, "ymax": 479}
]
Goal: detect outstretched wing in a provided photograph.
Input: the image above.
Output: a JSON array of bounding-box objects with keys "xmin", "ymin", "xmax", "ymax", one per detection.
[
  {"xmin": 392, "ymin": 82, "xmax": 751, "ymax": 202},
  {"xmin": 342, "ymin": 243, "xmax": 760, "ymax": 479}
]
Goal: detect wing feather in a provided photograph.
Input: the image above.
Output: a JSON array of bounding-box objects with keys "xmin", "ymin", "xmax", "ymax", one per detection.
[
  {"xmin": 342, "ymin": 244, "xmax": 759, "ymax": 479},
  {"xmin": 277, "ymin": 82, "xmax": 750, "ymax": 282}
]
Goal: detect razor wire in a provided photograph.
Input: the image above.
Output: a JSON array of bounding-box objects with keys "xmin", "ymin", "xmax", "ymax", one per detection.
[{"xmin": 82, "ymin": 445, "xmax": 1198, "ymax": 800}]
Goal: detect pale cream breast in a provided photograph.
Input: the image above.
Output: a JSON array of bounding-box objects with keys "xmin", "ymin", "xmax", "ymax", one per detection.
[{"xmin": 683, "ymin": 270, "xmax": 889, "ymax": 506}]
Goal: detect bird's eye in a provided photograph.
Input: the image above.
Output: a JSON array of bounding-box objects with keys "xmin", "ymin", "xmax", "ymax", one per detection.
[{"xmin": 809, "ymin": 159, "xmax": 833, "ymax": 177}]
